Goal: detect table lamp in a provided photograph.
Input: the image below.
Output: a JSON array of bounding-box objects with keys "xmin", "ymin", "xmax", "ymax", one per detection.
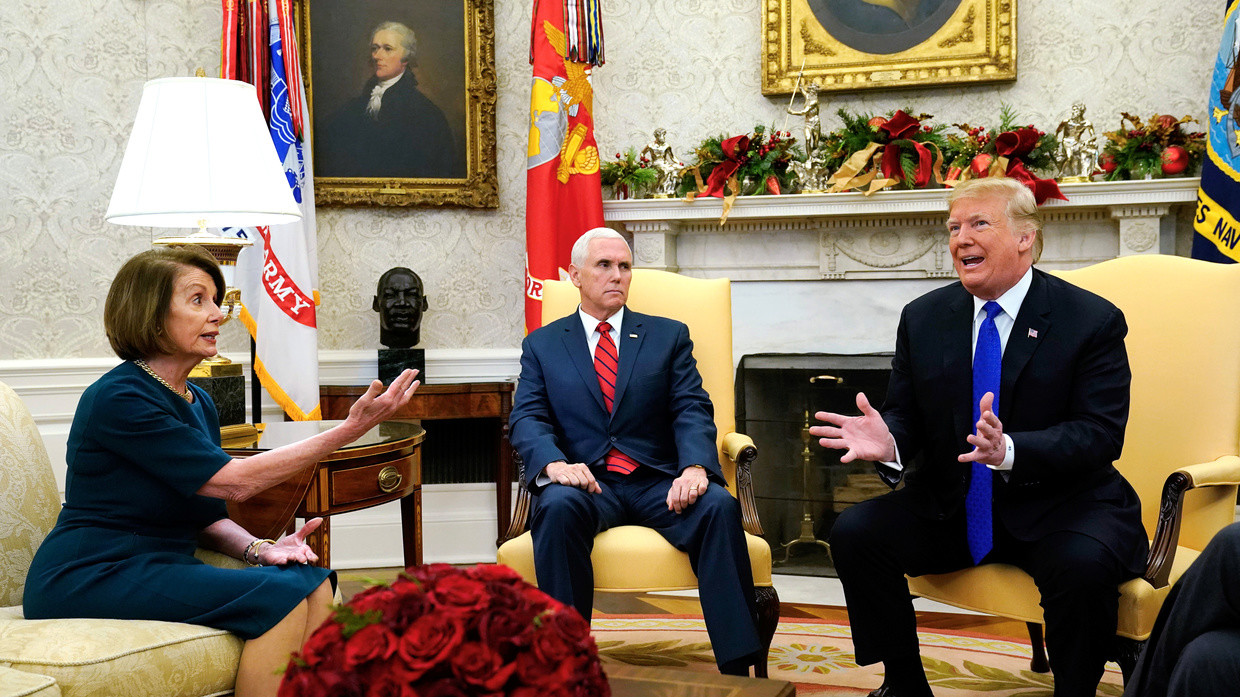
[{"xmin": 106, "ymin": 74, "xmax": 302, "ymax": 424}]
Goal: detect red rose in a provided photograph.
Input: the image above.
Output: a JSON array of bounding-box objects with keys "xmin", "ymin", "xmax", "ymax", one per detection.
[
  {"xmin": 479, "ymin": 602, "xmax": 533, "ymax": 649},
  {"xmin": 399, "ymin": 612, "xmax": 465, "ymax": 675},
  {"xmin": 417, "ymin": 679, "xmax": 472, "ymax": 697},
  {"xmin": 514, "ymin": 649, "xmax": 573, "ymax": 687},
  {"xmin": 451, "ymin": 641, "xmax": 517, "ymax": 690},
  {"xmin": 346, "ymin": 623, "xmax": 398, "ymax": 669},
  {"xmin": 879, "ymin": 110, "xmax": 920, "ymax": 140},
  {"xmin": 468, "ymin": 564, "xmax": 524, "ymax": 585},
  {"xmin": 532, "ymin": 609, "xmax": 593, "ymax": 665},
  {"xmin": 298, "ymin": 622, "xmax": 344, "ymax": 667},
  {"xmin": 362, "ymin": 662, "xmax": 422, "ymax": 697},
  {"xmin": 429, "ymin": 574, "xmax": 491, "ymax": 615}
]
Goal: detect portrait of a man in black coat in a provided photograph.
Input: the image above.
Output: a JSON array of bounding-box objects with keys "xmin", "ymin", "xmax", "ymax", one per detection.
[{"xmin": 318, "ymin": 21, "xmax": 464, "ymax": 179}]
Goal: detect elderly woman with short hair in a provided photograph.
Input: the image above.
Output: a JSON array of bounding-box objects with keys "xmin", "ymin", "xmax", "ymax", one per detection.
[{"xmin": 23, "ymin": 246, "xmax": 420, "ymax": 697}]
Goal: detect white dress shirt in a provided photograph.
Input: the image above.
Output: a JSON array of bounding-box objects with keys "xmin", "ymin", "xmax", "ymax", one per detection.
[{"xmin": 885, "ymin": 267, "xmax": 1034, "ymax": 473}]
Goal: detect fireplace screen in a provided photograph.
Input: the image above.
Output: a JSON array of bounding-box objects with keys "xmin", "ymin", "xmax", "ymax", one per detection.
[{"xmin": 736, "ymin": 353, "xmax": 893, "ymax": 576}]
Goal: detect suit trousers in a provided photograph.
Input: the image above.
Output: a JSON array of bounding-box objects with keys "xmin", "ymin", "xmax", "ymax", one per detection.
[
  {"xmin": 830, "ymin": 493, "xmax": 1129, "ymax": 697},
  {"xmin": 530, "ymin": 466, "xmax": 760, "ymax": 667},
  {"xmin": 1124, "ymin": 522, "xmax": 1240, "ymax": 697}
]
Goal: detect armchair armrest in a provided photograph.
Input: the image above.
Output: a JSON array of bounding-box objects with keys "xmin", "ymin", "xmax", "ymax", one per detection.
[
  {"xmin": 500, "ymin": 451, "xmax": 532, "ymax": 544},
  {"xmin": 1145, "ymin": 455, "xmax": 1240, "ymax": 588},
  {"xmin": 722, "ymin": 431, "xmax": 764, "ymax": 537}
]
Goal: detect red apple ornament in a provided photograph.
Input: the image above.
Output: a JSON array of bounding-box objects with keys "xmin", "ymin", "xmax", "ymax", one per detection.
[
  {"xmin": 1099, "ymin": 152, "xmax": 1118, "ymax": 174},
  {"xmin": 970, "ymin": 153, "xmax": 994, "ymax": 177},
  {"xmin": 867, "ymin": 116, "xmax": 888, "ymax": 130},
  {"xmin": 1161, "ymin": 145, "xmax": 1189, "ymax": 176}
]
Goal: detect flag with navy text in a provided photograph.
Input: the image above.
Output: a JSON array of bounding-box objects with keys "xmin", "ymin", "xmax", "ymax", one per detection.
[{"xmin": 1193, "ymin": 0, "xmax": 1240, "ymax": 263}]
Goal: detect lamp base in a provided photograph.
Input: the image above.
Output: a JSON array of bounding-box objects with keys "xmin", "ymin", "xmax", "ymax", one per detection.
[{"xmin": 379, "ymin": 348, "xmax": 425, "ymax": 385}]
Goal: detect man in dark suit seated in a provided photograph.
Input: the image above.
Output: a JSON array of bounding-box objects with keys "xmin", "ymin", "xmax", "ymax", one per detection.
[
  {"xmin": 509, "ymin": 228, "xmax": 762, "ymax": 676},
  {"xmin": 1124, "ymin": 522, "xmax": 1240, "ymax": 697},
  {"xmin": 811, "ymin": 177, "xmax": 1148, "ymax": 697}
]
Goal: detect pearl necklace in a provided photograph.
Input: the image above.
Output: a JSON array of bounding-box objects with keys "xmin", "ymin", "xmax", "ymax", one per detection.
[{"xmin": 133, "ymin": 360, "xmax": 193, "ymax": 403}]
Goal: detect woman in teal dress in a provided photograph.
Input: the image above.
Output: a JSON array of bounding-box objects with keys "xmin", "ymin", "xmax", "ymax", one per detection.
[{"xmin": 23, "ymin": 246, "xmax": 421, "ymax": 697}]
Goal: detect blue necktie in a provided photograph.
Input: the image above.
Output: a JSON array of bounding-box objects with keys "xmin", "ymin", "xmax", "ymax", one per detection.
[{"xmin": 966, "ymin": 301, "xmax": 1002, "ymax": 565}]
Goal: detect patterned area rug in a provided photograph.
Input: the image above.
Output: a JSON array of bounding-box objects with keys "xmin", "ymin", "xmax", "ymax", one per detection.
[{"xmin": 592, "ymin": 615, "xmax": 1126, "ymax": 696}]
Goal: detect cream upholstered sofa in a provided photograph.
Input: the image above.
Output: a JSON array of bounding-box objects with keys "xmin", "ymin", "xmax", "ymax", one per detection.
[{"xmin": 0, "ymin": 380, "xmax": 244, "ymax": 697}]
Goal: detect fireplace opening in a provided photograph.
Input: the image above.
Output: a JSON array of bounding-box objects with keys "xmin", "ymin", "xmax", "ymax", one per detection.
[{"xmin": 736, "ymin": 353, "xmax": 893, "ymax": 577}]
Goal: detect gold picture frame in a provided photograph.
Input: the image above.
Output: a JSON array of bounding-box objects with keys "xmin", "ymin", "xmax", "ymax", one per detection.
[
  {"xmin": 762, "ymin": 0, "xmax": 1016, "ymax": 95},
  {"xmin": 297, "ymin": 0, "xmax": 498, "ymax": 207}
]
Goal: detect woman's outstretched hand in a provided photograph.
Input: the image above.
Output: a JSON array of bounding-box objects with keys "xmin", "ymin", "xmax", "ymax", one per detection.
[
  {"xmin": 259, "ymin": 517, "xmax": 324, "ymax": 566},
  {"xmin": 345, "ymin": 369, "xmax": 421, "ymax": 436}
]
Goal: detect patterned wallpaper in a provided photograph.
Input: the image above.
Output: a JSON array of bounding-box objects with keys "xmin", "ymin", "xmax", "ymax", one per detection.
[{"xmin": 0, "ymin": 0, "xmax": 1220, "ymax": 359}]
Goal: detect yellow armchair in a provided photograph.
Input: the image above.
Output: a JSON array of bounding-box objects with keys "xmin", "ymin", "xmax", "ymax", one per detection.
[
  {"xmin": 0, "ymin": 381, "xmax": 244, "ymax": 697},
  {"xmin": 496, "ymin": 269, "xmax": 779, "ymax": 676},
  {"xmin": 906, "ymin": 254, "xmax": 1240, "ymax": 681}
]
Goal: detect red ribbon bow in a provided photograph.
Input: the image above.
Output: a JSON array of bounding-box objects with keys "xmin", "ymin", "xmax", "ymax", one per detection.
[
  {"xmin": 1004, "ymin": 160, "xmax": 1067, "ymax": 205},
  {"xmin": 993, "ymin": 128, "xmax": 1041, "ymax": 159},
  {"xmin": 877, "ymin": 111, "xmax": 934, "ymax": 187},
  {"xmin": 700, "ymin": 134, "xmax": 750, "ymax": 198}
]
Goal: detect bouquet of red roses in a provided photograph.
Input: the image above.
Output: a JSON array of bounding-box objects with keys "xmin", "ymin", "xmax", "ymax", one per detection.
[{"xmin": 279, "ymin": 564, "xmax": 610, "ymax": 697}]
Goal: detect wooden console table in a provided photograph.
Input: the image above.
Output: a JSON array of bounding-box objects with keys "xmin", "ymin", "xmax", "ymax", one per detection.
[
  {"xmin": 319, "ymin": 382, "xmax": 516, "ymax": 545},
  {"xmin": 224, "ymin": 420, "xmax": 425, "ymax": 568}
]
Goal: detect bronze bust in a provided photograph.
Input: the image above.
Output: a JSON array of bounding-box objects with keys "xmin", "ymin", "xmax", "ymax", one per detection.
[{"xmin": 373, "ymin": 267, "xmax": 429, "ymax": 348}]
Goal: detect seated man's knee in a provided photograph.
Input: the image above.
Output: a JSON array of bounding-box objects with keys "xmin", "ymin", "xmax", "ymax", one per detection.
[
  {"xmin": 1168, "ymin": 630, "xmax": 1240, "ymax": 696},
  {"xmin": 531, "ymin": 485, "xmax": 596, "ymax": 528},
  {"xmin": 1036, "ymin": 534, "xmax": 1122, "ymax": 594},
  {"xmin": 694, "ymin": 487, "xmax": 740, "ymax": 519},
  {"xmin": 828, "ymin": 499, "xmax": 886, "ymax": 559}
]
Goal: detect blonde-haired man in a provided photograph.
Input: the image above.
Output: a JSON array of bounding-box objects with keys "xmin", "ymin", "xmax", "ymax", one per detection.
[{"xmin": 813, "ymin": 178, "xmax": 1147, "ymax": 697}]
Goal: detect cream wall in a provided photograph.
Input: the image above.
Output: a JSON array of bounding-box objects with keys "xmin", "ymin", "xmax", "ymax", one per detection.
[{"xmin": 0, "ymin": 0, "xmax": 1221, "ymax": 361}]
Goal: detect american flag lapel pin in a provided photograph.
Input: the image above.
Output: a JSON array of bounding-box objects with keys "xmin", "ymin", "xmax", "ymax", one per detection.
[
  {"xmin": 629, "ymin": 334, "xmax": 638, "ymax": 338},
  {"xmin": 1028, "ymin": 328, "xmax": 1039, "ymax": 339}
]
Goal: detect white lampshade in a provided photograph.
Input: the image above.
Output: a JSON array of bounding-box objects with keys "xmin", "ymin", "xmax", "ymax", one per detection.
[{"xmin": 106, "ymin": 76, "xmax": 301, "ymax": 228}]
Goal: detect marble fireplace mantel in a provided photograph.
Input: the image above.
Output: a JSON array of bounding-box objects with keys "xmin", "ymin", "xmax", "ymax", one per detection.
[{"xmin": 603, "ymin": 178, "xmax": 1200, "ymax": 281}]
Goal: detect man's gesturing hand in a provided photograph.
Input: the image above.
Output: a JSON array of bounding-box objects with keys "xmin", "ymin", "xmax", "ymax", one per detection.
[
  {"xmin": 959, "ymin": 391, "xmax": 1005, "ymax": 467},
  {"xmin": 545, "ymin": 461, "xmax": 602, "ymax": 493},
  {"xmin": 809, "ymin": 392, "xmax": 897, "ymax": 463}
]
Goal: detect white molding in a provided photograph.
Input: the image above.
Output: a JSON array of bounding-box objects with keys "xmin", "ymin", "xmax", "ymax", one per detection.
[{"xmin": 1, "ymin": 348, "xmax": 522, "ymax": 568}]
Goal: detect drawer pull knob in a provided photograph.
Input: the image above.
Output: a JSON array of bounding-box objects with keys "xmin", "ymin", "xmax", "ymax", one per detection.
[{"xmin": 377, "ymin": 466, "xmax": 403, "ymax": 493}]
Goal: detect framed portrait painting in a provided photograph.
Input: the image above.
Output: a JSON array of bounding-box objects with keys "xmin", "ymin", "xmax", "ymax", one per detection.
[
  {"xmin": 762, "ymin": 0, "xmax": 1016, "ymax": 95},
  {"xmin": 296, "ymin": 0, "xmax": 497, "ymax": 207}
]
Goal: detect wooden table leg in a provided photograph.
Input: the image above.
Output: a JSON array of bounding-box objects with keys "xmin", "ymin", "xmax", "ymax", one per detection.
[
  {"xmin": 496, "ymin": 426, "xmax": 513, "ymax": 547},
  {"xmin": 306, "ymin": 517, "xmax": 331, "ymax": 568},
  {"xmin": 401, "ymin": 489, "xmax": 422, "ymax": 568}
]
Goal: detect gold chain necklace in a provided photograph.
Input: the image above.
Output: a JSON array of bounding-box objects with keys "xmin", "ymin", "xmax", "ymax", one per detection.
[{"xmin": 133, "ymin": 360, "xmax": 193, "ymax": 403}]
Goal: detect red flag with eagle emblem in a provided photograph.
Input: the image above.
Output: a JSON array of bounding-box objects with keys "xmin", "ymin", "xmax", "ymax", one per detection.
[{"xmin": 524, "ymin": 0, "xmax": 605, "ymax": 333}]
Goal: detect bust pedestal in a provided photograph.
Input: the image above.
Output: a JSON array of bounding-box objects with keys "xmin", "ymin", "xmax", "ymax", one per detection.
[
  {"xmin": 188, "ymin": 361, "xmax": 245, "ymax": 426},
  {"xmin": 379, "ymin": 348, "xmax": 425, "ymax": 384}
]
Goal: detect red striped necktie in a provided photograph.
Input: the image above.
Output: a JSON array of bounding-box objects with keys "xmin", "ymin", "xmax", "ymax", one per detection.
[{"xmin": 594, "ymin": 321, "xmax": 639, "ymax": 474}]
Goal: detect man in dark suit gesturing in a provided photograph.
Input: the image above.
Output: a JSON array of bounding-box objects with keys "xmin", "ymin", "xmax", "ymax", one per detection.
[
  {"xmin": 510, "ymin": 228, "xmax": 762, "ymax": 675},
  {"xmin": 811, "ymin": 178, "xmax": 1148, "ymax": 697}
]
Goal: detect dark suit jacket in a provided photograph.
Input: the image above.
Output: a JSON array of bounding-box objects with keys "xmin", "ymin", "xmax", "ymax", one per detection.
[
  {"xmin": 319, "ymin": 70, "xmax": 462, "ymax": 178},
  {"xmin": 509, "ymin": 309, "xmax": 721, "ymax": 493},
  {"xmin": 881, "ymin": 268, "xmax": 1148, "ymax": 574}
]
